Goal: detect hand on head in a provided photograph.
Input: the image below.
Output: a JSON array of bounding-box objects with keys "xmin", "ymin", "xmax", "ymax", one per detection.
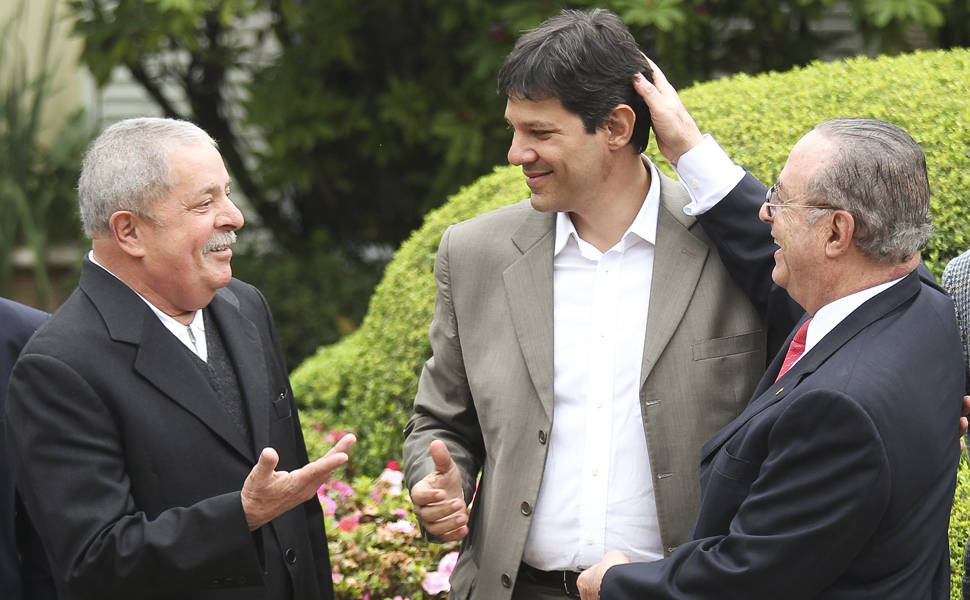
[
  {"xmin": 241, "ymin": 433, "xmax": 356, "ymax": 531},
  {"xmin": 632, "ymin": 56, "xmax": 704, "ymax": 166},
  {"xmin": 409, "ymin": 440, "xmax": 469, "ymax": 542}
]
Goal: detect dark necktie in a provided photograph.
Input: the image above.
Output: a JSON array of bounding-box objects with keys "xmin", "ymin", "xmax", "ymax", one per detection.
[{"xmin": 776, "ymin": 318, "xmax": 812, "ymax": 382}]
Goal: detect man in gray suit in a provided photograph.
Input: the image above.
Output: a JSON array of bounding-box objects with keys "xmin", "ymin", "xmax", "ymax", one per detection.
[{"xmin": 402, "ymin": 9, "xmax": 769, "ymax": 600}]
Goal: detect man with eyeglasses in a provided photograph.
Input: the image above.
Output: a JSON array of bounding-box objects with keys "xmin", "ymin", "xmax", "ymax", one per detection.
[{"xmin": 577, "ymin": 61, "xmax": 964, "ymax": 599}]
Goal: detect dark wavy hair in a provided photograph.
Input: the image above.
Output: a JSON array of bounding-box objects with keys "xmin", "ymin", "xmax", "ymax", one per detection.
[{"xmin": 498, "ymin": 8, "xmax": 653, "ymax": 153}]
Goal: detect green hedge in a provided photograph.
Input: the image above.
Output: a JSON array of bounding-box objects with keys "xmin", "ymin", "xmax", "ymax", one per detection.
[{"xmin": 291, "ymin": 47, "xmax": 970, "ymax": 596}]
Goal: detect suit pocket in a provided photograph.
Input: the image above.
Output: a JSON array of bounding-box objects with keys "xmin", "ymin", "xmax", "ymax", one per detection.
[
  {"xmin": 272, "ymin": 390, "xmax": 292, "ymax": 420},
  {"xmin": 691, "ymin": 331, "xmax": 763, "ymax": 361},
  {"xmin": 711, "ymin": 446, "xmax": 759, "ymax": 483}
]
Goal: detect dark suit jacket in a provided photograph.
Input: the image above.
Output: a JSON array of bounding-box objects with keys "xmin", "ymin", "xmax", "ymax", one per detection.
[
  {"xmin": 1, "ymin": 298, "xmax": 55, "ymax": 600},
  {"xmin": 601, "ymin": 173, "xmax": 964, "ymax": 598},
  {"xmin": 5, "ymin": 260, "xmax": 333, "ymax": 600}
]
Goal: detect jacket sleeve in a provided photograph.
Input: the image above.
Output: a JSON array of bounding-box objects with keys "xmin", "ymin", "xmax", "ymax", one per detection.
[
  {"xmin": 694, "ymin": 172, "xmax": 804, "ymax": 354},
  {"xmin": 601, "ymin": 391, "xmax": 890, "ymax": 599},
  {"xmin": 5, "ymin": 353, "xmax": 263, "ymax": 599},
  {"xmin": 402, "ymin": 225, "xmax": 485, "ymax": 509}
]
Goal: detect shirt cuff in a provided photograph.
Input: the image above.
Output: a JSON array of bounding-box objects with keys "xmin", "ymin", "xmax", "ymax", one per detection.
[{"xmin": 676, "ymin": 134, "xmax": 746, "ymax": 216}]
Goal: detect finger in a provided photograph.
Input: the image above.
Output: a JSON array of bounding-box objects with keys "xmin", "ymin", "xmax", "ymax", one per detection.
[
  {"xmin": 644, "ymin": 55, "xmax": 675, "ymax": 94},
  {"xmin": 250, "ymin": 447, "xmax": 280, "ymax": 483},
  {"xmin": 409, "ymin": 480, "xmax": 447, "ymax": 506},
  {"xmin": 429, "ymin": 439, "xmax": 455, "ymax": 474},
  {"xmin": 432, "ymin": 524, "xmax": 469, "ymax": 543},
  {"xmin": 961, "ymin": 416, "xmax": 968, "ymax": 438},
  {"xmin": 963, "ymin": 395, "xmax": 970, "ymax": 417},
  {"xmin": 415, "ymin": 498, "xmax": 466, "ymax": 524},
  {"xmin": 327, "ymin": 433, "xmax": 357, "ymax": 456}
]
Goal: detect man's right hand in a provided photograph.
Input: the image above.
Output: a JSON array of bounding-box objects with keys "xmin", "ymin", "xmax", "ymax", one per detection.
[
  {"xmin": 633, "ymin": 57, "xmax": 704, "ymax": 166},
  {"xmin": 409, "ymin": 440, "xmax": 469, "ymax": 542}
]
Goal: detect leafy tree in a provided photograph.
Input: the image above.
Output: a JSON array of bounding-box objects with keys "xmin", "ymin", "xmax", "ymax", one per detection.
[{"xmin": 65, "ymin": 0, "xmax": 968, "ymax": 366}]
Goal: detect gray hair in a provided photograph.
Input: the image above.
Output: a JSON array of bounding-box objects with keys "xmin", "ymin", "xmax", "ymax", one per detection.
[
  {"xmin": 78, "ymin": 117, "xmax": 218, "ymax": 237},
  {"xmin": 808, "ymin": 117, "xmax": 933, "ymax": 263}
]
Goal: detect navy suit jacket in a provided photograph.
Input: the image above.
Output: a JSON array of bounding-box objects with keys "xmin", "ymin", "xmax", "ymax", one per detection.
[
  {"xmin": 601, "ymin": 173, "xmax": 964, "ymax": 598},
  {"xmin": 5, "ymin": 261, "xmax": 333, "ymax": 600},
  {"xmin": 0, "ymin": 297, "xmax": 54, "ymax": 600}
]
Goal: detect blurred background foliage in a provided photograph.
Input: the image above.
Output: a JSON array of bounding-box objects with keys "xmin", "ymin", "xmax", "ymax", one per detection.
[
  {"xmin": 2, "ymin": 0, "xmax": 968, "ymax": 365},
  {"xmin": 1, "ymin": 0, "xmax": 89, "ymax": 311}
]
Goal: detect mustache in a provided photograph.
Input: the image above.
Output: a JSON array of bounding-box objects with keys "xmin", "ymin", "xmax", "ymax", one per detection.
[{"xmin": 203, "ymin": 230, "xmax": 237, "ymax": 254}]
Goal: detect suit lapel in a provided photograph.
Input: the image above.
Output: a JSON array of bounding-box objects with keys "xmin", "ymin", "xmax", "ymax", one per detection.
[
  {"xmin": 504, "ymin": 209, "xmax": 556, "ymax": 420},
  {"xmin": 700, "ymin": 271, "xmax": 922, "ymax": 462},
  {"xmin": 80, "ymin": 259, "xmax": 255, "ymax": 462},
  {"xmin": 640, "ymin": 174, "xmax": 710, "ymax": 387},
  {"xmin": 208, "ymin": 287, "xmax": 271, "ymax": 456}
]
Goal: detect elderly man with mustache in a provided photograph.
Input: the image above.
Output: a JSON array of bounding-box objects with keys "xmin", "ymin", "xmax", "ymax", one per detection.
[{"xmin": 4, "ymin": 118, "xmax": 354, "ymax": 600}]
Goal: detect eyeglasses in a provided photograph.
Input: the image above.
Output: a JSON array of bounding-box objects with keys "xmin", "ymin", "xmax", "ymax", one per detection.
[{"xmin": 763, "ymin": 182, "xmax": 835, "ymax": 218}]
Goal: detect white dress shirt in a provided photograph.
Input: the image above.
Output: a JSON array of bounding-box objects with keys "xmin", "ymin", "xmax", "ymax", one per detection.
[
  {"xmin": 88, "ymin": 251, "xmax": 208, "ymax": 361},
  {"xmin": 523, "ymin": 158, "xmax": 664, "ymax": 570}
]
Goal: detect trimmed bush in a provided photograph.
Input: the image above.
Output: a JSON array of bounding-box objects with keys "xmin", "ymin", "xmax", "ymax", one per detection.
[{"xmin": 292, "ymin": 48, "xmax": 970, "ymax": 595}]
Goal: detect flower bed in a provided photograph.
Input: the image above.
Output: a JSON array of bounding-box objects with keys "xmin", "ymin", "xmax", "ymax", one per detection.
[{"xmin": 319, "ymin": 455, "xmax": 459, "ymax": 599}]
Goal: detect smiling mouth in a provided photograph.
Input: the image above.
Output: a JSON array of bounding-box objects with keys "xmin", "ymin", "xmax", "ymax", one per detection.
[{"xmin": 204, "ymin": 231, "xmax": 237, "ymax": 255}]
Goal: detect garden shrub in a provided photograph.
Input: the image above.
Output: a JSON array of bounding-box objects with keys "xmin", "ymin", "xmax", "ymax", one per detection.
[{"xmin": 293, "ymin": 48, "xmax": 970, "ymax": 596}]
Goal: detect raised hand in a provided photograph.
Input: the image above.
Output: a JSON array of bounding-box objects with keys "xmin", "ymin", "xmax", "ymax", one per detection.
[
  {"xmin": 409, "ymin": 440, "xmax": 469, "ymax": 542},
  {"xmin": 241, "ymin": 433, "xmax": 356, "ymax": 531},
  {"xmin": 633, "ymin": 56, "xmax": 703, "ymax": 165}
]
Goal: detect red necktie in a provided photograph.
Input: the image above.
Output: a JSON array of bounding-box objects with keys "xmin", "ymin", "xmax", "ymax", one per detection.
[{"xmin": 775, "ymin": 318, "xmax": 812, "ymax": 381}]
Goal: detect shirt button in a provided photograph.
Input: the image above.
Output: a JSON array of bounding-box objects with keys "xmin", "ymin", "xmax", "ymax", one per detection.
[
  {"xmin": 501, "ymin": 573, "xmax": 512, "ymax": 587},
  {"xmin": 520, "ymin": 501, "xmax": 532, "ymax": 516},
  {"xmin": 538, "ymin": 430, "xmax": 547, "ymax": 444},
  {"xmin": 284, "ymin": 547, "xmax": 297, "ymax": 564},
  {"xmin": 586, "ymin": 538, "xmax": 595, "ymax": 545}
]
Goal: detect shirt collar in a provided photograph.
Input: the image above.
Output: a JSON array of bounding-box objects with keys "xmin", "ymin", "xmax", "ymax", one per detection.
[
  {"xmin": 804, "ymin": 275, "xmax": 906, "ymax": 354},
  {"xmin": 88, "ymin": 250, "xmax": 205, "ymax": 334},
  {"xmin": 554, "ymin": 155, "xmax": 661, "ymax": 257}
]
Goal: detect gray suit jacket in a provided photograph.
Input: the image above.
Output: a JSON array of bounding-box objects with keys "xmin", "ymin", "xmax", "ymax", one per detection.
[{"xmin": 403, "ymin": 171, "xmax": 766, "ymax": 600}]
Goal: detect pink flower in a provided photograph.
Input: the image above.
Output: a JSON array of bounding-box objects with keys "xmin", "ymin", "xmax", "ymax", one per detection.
[
  {"xmin": 319, "ymin": 494, "xmax": 337, "ymax": 516},
  {"xmin": 422, "ymin": 570, "xmax": 450, "ymax": 595},
  {"xmin": 386, "ymin": 459, "xmax": 401, "ymax": 471},
  {"xmin": 388, "ymin": 519, "xmax": 415, "ymax": 533},
  {"xmin": 331, "ymin": 573, "xmax": 343, "ymax": 583},
  {"xmin": 371, "ymin": 488, "xmax": 383, "ymax": 503},
  {"xmin": 393, "ymin": 508, "xmax": 408, "ymax": 518},
  {"xmin": 379, "ymin": 468, "xmax": 404, "ymax": 487},
  {"xmin": 337, "ymin": 512, "xmax": 360, "ymax": 532},
  {"xmin": 324, "ymin": 429, "xmax": 347, "ymax": 443},
  {"xmin": 328, "ymin": 480, "xmax": 354, "ymax": 500},
  {"xmin": 438, "ymin": 551, "xmax": 459, "ymax": 576}
]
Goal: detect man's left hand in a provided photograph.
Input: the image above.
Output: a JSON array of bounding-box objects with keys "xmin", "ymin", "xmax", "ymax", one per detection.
[{"xmin": 577, "ymin": 550, "xmax": 630, "ymax": 600}]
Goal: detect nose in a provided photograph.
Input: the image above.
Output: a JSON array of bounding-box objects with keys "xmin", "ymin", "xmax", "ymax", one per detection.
[
  {"xmin": 507, "ymin": 132, "xmax": 537, "ymax": 166},
  {"xmin": 758, "ymin": 200, "xmax": 772, "ymax": 224},
  {"xmin": 218, "ymin": 196, "xmax": 245, "ymax": 231}
]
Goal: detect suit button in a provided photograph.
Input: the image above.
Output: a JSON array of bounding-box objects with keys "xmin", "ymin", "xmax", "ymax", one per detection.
[
  {"xmin": 538, "ymin": 430, "xmax": 547, "ymax": 444},
  {"xmin": 501, "ymin": 573, "xmax": 512, "ymax": 587},
  {"xmin": 520, "ymin": 501, "xmax": 532, "ymax": 516},
  {"xmin": 284, "ymin": 547, "xmax": 297, "ymax": 564}
]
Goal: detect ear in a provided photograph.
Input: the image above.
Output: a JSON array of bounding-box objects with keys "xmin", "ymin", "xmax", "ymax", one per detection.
[
  {"xmin": 108, "ymin": 211, "xmax": 148, "ymax": 258},
  {"xmin": 823, "ymin": 210, "xmax": 855, "ymax": 258},
  {"xmin": 605, "ymin": 104, "xmax": 636, "ymax": 150}
]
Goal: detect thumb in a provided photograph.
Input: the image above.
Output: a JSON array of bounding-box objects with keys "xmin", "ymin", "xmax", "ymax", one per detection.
[
  {"xmin": 429, "ymin": 440, "xmax": 455, "ymax": 474},
  {"xmin": 250, "ymin": 447, "xmax": 280, "ymax": 482}
]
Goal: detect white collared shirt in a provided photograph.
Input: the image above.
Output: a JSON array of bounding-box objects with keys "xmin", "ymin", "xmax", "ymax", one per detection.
[
  {"xmin": 798, "ymin": 277, "xmax": 904, "ymax": 363},
  {"xmin": 88, "ymin": 251, "xmax": 208, "ymax": 361},
  {"xmin": 523, "ymin": 158, "xmax": 664, "ymax": 570}
]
